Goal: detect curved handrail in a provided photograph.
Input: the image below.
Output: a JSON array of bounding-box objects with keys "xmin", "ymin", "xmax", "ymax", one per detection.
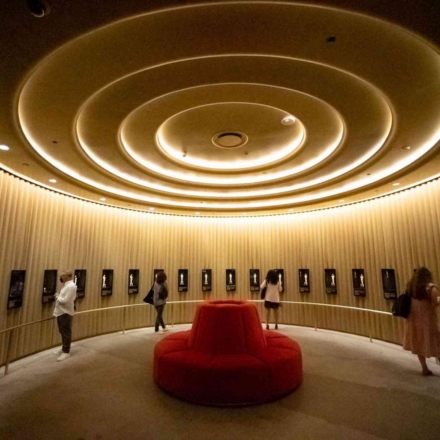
[{"xmin": 1, "ymin": 300, "xmax": 393, "ymax": 375}]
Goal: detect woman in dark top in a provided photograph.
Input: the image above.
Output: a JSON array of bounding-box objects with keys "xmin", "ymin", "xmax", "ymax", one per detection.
[{"xmin": 153, "ymin": 271, "xmax": 168, "ymax": 333}]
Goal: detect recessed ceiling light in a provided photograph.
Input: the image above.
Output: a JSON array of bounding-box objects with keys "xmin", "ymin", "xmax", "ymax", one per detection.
[
  {"xmin": 149, "ymin": 207, "xmax": 155, "ymax": 211},
  {"xmin": 288, "ymin": 209, "xmax": 294, "ymax": 212},
  {"xmin": 49, "ymin": 179, "xmax": 57, "ymax": 183},
  {"xmin": 338, "ymin": 199, "xmax": 345, "ymax": 202},
  {"xmin": 100, "ymin": 197, "xmax": 106, "ymax": 201},
  {"xmin": 281, "ymin": 116, "xmax": 296, "ymax": 125},
  {"xmin": 195, "ymin": 212, "xmax": 200, "ymax": 215},
  {"xmin": 0, "ymin": 144, "xmax": 10, "ymax": 151},
  {"xmin": 401, "ymin": 145, "xmax": 411, "ymax": 150},
  {"xmin": 392, "ymin": 183, "xmax": 400, "ymax": 186}
]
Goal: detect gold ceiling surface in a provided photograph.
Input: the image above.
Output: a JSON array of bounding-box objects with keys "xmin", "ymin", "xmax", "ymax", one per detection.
[{"xmin": 1, "ymin": 0, "xmax": 440, "ymax": 215}]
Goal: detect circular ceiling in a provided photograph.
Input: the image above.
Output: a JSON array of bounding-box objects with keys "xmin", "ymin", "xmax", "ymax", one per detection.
[{"xmin": 1, "ymin": 0, "xmax": 440, "ymax": 215}]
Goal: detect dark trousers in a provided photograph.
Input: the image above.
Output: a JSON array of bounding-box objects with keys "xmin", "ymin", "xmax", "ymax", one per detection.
[
  {"xmin": 57, "ymin": 314, "xmax": 73, "ymax": 353},
  {"xmin": 155, "ymin": 304, "xmax": 166, "ymax": 331}
]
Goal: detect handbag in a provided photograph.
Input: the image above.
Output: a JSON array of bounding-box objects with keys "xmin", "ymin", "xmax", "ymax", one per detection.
[
  {"xmin": 392, "ymin": 292, "xmax": 411, "ymax": 318},
  {"xmin": 260, "ymin": 285, "xmax": 267, "ymax": 300},
  {"xmin": 143, "ymin": 284, "xmax": 154, "ymax": 305}
]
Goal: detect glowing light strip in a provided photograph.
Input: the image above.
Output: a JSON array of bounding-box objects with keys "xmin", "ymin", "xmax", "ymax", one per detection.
[
  {"xmin": 117, "ymin": 82, "xmax": 346, "ymax": 185},
  {"xmin": 8, "ymin": 123, "xmax": 440, "ymax": 209}
]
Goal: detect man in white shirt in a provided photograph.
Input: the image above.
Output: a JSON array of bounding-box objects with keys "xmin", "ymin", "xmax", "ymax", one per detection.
[{"xmin": 53, "ymin": 269, "xmax": 77, "ymax": 362}]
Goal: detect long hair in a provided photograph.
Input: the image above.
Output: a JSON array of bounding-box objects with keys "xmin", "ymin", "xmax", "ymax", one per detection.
[
  {"xmin": 406, "ymin": 267, "xmax": 433, "ymax": 300},
  {"xmin": 266, "ymin": 270, "xmax": 278, "ymax": 285}
]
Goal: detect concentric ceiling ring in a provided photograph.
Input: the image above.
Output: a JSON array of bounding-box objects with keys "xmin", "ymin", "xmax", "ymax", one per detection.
[{"xmin": 16, "ymin": 1, "xmax": 440, "ymax": 212}]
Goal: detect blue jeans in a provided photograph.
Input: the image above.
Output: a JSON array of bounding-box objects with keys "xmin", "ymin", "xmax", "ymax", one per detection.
[{"xmin": 155, "ymin": 304, "xmax": 166, "ymax": 331}]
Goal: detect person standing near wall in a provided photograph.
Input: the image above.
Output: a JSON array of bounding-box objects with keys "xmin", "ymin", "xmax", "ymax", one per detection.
[
  {"xmin": 53, "ymin": 269, "xmax": 77, "ymax": 362},
  {"xmin": 261, "ymin": 269, "xmax": 282, "ymax": 330},
  {"xmin": 154, "ymin": 271, "xmax": 168, "ymax": 333},
  {"xmin": 403, "ymin": 267, "xmax": 440, "ymax": 375}
]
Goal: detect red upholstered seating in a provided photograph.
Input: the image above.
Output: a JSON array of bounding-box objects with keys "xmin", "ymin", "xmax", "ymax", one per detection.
[{"xmin": 153, "ymin": 300, "xmax": 303, "ymax": 405}]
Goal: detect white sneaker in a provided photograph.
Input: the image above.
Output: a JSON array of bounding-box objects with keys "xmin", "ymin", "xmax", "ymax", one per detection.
[
  {"xmin": 162, "ymin": 328, "xmax": 168, "ymax": 332},
  {"xmin": 57, "ymin": 353, "xmax": 71, "ymax": 362},
  {"xmin": 53, "ymin": 349, "xmax": 62, "ymax": 355}
]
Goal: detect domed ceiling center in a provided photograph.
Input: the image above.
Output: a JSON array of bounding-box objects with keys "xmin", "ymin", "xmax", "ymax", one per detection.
[{"xmin": 156, "ymin": 103, "xmax": 304, "ymax": 171}]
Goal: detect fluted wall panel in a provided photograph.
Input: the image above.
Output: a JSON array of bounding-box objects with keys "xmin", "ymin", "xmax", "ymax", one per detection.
[{"xmin": 1, "ymin": 170, "xmax": 440, "ymax": 366}]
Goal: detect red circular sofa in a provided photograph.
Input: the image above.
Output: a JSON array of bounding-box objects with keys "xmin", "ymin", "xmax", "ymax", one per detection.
[{"xmin": 153, "ymin": 300, "xmax": 303, "ymax": 406}]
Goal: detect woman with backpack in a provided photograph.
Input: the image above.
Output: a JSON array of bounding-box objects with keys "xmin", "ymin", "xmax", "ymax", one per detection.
[
  {"xmin": 153, "ymin": 271, "xmax": 168, "ymax": 333},
  {"xmin": 403, "ymin": 267, "xmax": 440, "ymax": 375}
]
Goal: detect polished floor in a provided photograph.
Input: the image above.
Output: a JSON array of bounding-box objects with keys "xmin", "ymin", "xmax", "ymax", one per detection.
[{"xmin": 1, "ymin": 324, "xmax": 440, "ymax": 440}]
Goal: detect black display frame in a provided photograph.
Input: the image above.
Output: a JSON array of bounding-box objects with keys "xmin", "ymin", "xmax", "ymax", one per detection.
[
  {"xmin": 352, "ymin": 269, "xmax": 366, "ymax": 297},
  {"xmin": 381, "ymin": 268, "xmax": 397, "ymax": 299},
  {"xmin": 202, "ymin": 269, "xmax": 212, "ymax": 292},
  {"xmin": 74, "ymin": 269, "xmax": 87, "ymax": 299},
  {"xmin": 274, "ymin": 268, "xmax": 285, "ymax": 293},
  {"xmin": 226, "ymin": 269, "xmax": 236, "ymax": 291},
  {"xmin": 128, "ymin": 269, "xmax": 139, "ymax": 294},
  {"xmin": 42, "ymin": 269, "xmax": 57, "ymax": 304},
  {"xmin": 299, "ymin": 269, "xmax": 310, "ymax": 293},
  {"xmin": 7, "ymin": 270, "xmax": 26, "ymax": 310},
  {"xmin": 178, "ymin": 269, "xmax": 188, "ymax": 292},
  {"xmin": 101, "ymin": 269, "xmax": 114, "ymax": 297},
  {"xmin": 249, "ymin": 269, "xmax": 260, "ymax": 291},
  {"xmin": 324, "ymin": 269, "xmax": 337, "ymax": 294}
]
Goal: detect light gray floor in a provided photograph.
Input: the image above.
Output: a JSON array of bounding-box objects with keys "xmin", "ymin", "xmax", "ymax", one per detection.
[{"xmin": 1, "ymin": 324, "xmax": 440, "ymax": 440}]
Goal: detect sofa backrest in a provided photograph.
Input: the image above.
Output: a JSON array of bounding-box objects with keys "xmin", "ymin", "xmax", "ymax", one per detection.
[{"xmin": 188, "ymin": 300, "xmax": 267, "ymax": 354}]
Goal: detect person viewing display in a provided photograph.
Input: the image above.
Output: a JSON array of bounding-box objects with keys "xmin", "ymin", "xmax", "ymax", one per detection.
[
  {"xmin": 53, "ymin": 269, "xmax": 77, "ymax": 362},
  {"xmin": 402, "ymin": 267, "xmax": 440, "ymax": 375},
  {"xmin": 260, "ymin": 269, "xmax": 282, "ymax": 330},
  {"xmin": 153, "ymin": 271, "xmax": 168, "ymax": 333}
]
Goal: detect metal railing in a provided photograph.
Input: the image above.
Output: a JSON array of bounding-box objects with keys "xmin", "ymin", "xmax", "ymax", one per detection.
[{"xmin": 0, "ymin": 300, "xmax": 392, "ymax": 376}]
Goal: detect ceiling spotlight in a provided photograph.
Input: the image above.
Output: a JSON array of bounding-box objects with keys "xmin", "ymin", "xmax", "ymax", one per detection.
[
  {"xmin": 338, "ymin": 199, "xmax": 345, "ymax": 203},
  {"xmin": 401, "ymin": 145, "xmax": 411, "ymax": 150},
  {"xmin": 0, "ymin": 144, "xmax": 10, "ymax": 151},
  {"xmin": 27, "ymin": 0, "xmax": 51, "ymax": 17},
  {"xmin": 195, "ymin": 212, "xmax": 200, "ymax": 216},
  {"xmin": 100, "ymin": 197, "xmax": 106, "ymax": 201},
  {"xmin": 149, "ymin": 207, "xmax": 155, "ymax": 211},
  {"xmin": 49, "ymin": 179, "xmax": 57, "ymax": 183},
  {"xmin": 281, "ymin": 116, "xmax": 296, "ymax": 125},
  {"xmin": 392, "ymin": 183, "xmax": 400, "ymax": 186}
]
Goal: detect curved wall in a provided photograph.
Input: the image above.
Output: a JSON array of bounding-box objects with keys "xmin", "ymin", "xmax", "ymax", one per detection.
[{"xmin": 1, "ymin": 170, "xmax": 440, "ymax": 365}]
